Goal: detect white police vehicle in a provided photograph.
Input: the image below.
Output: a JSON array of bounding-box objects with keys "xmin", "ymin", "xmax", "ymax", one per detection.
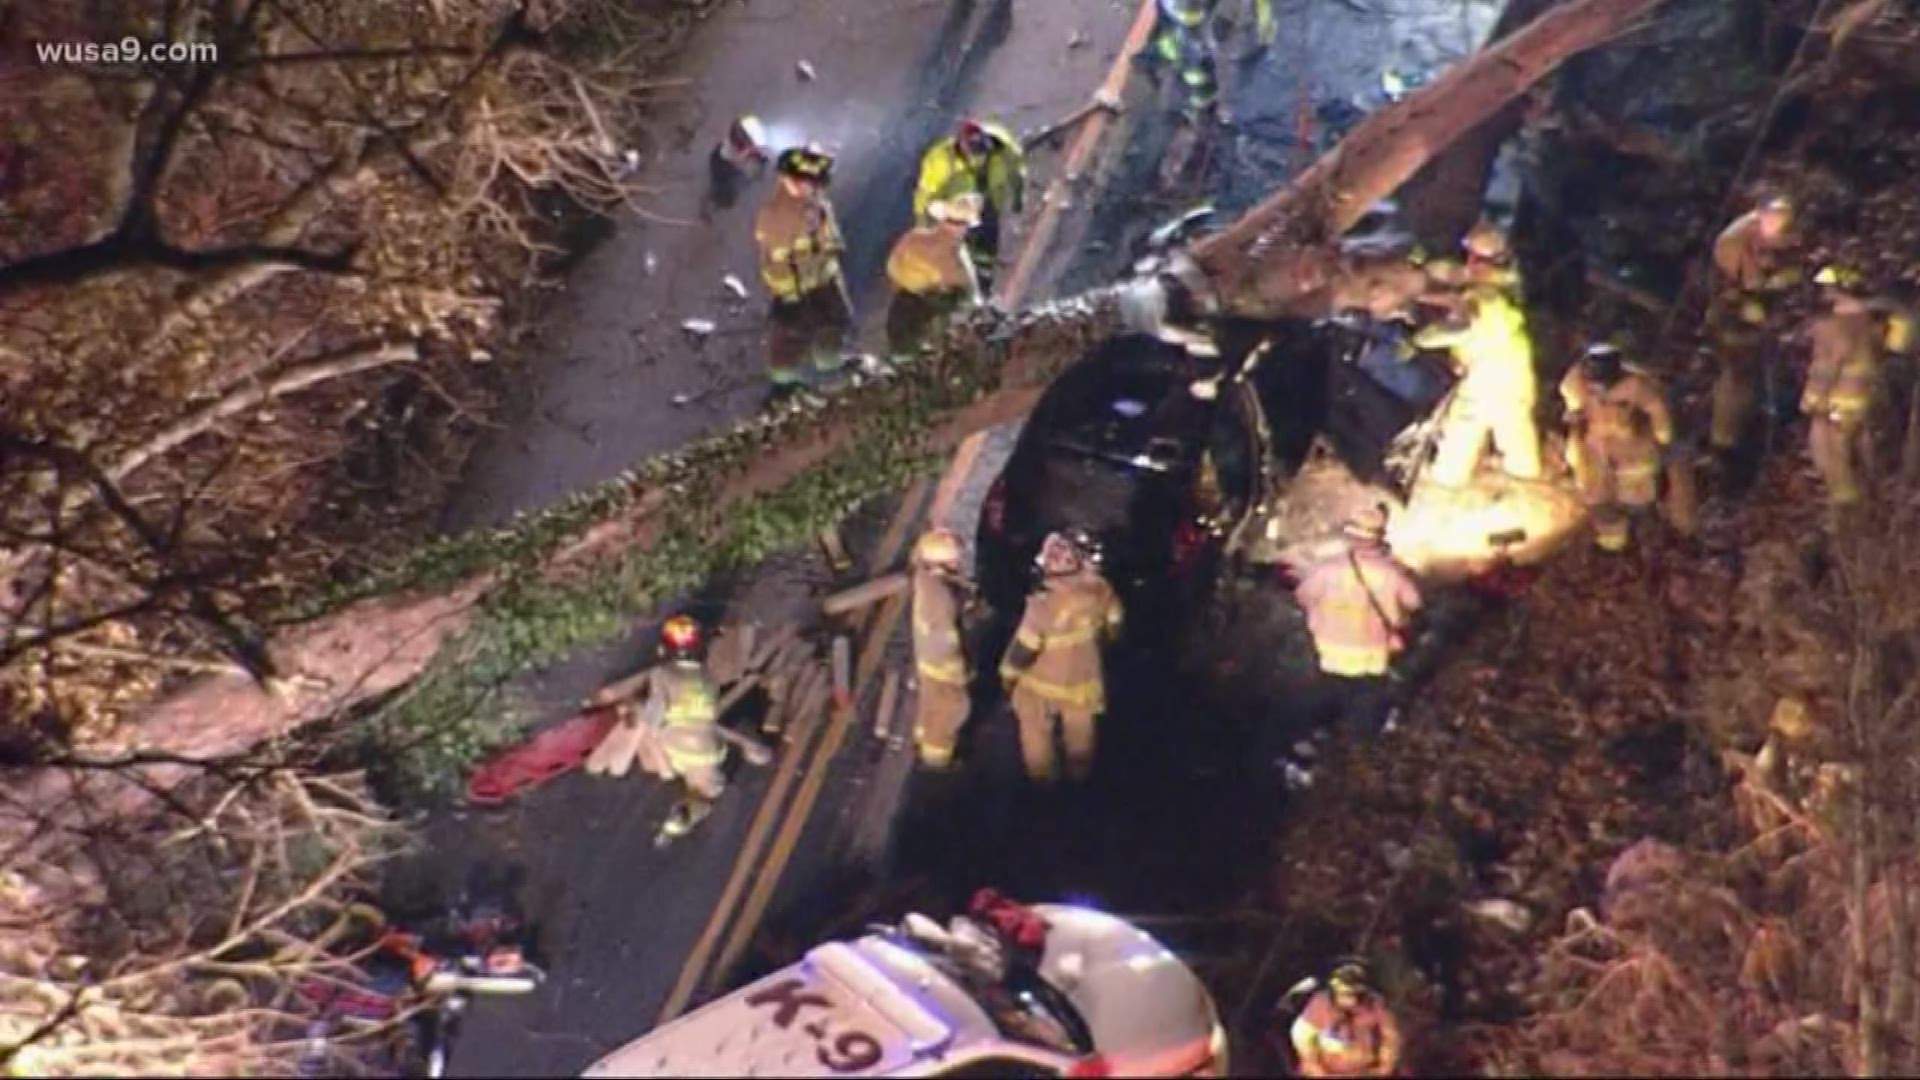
[{"xmin": 582, "ymin": 901, "xmax": 1226, "ymax": 1078}]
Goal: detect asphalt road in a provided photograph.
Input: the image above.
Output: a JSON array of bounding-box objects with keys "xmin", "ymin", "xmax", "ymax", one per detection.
[
  {"xmin": 400, "ymin": 1, "xmax": 1135, "ymax": 1074},
  {"xmin": 400, "ymin": 0, "xmax": 1503, "ymax": 1073}
]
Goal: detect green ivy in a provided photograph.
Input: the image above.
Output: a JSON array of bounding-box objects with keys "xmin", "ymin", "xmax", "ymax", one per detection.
[{"xmin": 339, "ymin": 293, "xmax": 1131, "ymax": 800}]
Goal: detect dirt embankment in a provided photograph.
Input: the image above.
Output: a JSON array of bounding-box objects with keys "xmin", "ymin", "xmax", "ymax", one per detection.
[{"xmin": 1232, "ymin": 0, "xmax": 1920, "ymax": 1072}]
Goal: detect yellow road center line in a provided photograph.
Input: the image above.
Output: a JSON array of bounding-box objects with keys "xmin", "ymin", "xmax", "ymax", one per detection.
[{"xmin": 658, "ymin": 0, "xmax": 1153, "ymax": 1020}]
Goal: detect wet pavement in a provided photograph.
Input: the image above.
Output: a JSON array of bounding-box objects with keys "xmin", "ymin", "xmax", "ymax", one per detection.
[
  {"xmin": 442, "ymin": 0, "xmax": 1128, "ymax": 532},
  {"xmin": 409, "ymin": 0, "xmax": 1508, "ymax": 1074},
  {"xmin": 407, "ymin": 0, "xmax": 1132, "ymax": 1074}
]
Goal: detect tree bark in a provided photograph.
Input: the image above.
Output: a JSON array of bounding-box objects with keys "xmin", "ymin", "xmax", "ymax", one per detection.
[
  {"xmin": 1191, "ymin": 0, "xmax": 1667, "ymax": 318},
  {"xmin": 1395, "ymin": 0, "xmax": 1562, "ymax": 251},
  {"xmin": 6, "ymin": 0, "xmax": 1667, "ymax": 845}
]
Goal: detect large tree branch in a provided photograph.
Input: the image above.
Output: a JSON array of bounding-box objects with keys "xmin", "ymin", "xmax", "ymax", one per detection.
[
  {"xmin": 0, "ymin": 237, "xmax": 355, "ymax": 300},
  {"xmin": 1191, "ymin": 0, "xmax": 1667, "ymax": 317},
  {"xmin": 0, "ymin": 0, "xmax": 1663, "ymax": 861},
  {"xmin": 0, "ymin": 434, "xmax": 275, "ymax": 680},
  {"xmin": 105, "ymin": 341, "xmax": 419, "ymax": 486}
]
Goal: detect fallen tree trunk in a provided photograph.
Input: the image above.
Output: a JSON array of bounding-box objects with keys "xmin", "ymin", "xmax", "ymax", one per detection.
[
  {"xmin": 2, "ymin": 0, "xmax": 1665, "ymax": 865},
  {"xmin": 1395, "ymin": 0, "xmax": 1564, "ymax": 250},
  {"xmin": 1191, "ymin": 0, "xmax": 1666, "ymax": 318}
]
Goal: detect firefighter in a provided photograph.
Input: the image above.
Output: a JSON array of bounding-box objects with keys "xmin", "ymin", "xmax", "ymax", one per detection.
[
  {"xmin": 1411, "ymin": 219, "xmax": 1520, "ymax": 301},
  {"xmin": 1800, "ymin": 267, "xmax": 1886, "ymax": 509},
  {"xmin": 910, "ymin": 528, "xmax": 973, "ymax": 770},
  {"xmin": 644, "ymin": 616, "xmax": 728, "ymax": 845},
  {"xmin": 1289, "ymin": 962, "xmax": 1404, "ymax": 1078},
  {"xmin": 1411, "ymin": 257, "xmax": 1542, "ymax": 485},
  {"xmin": 755, "ymin": 144, "xmax": 853, "ymax": 394},
  {"xmin": 914, "ymin": 119, "xmax": 1025, "ymax": 292},
  {"xmin": 1559, "ymin": 341, "xmax": 1675, "ymax": 552},
  {"xmin": 1141, "ymin": 0, "xmax": 1223, "ymax": 124},
  {"xmin": 706, "ymin": 115, "xmax": 769, "ymax": 214},
  {"xmin": 886, "ymin": 194, "xmax": 984, "ymax": 362},
  {"xmin": 1292, "ymin": 506, "xmax": 1422, "ymax": 736},
  {"xmin": 998, "ymin": 530, "xmax": 1122, "ymax": 784},
  {"xmin": 1708, "ymin": 194, "xmax": 1797, "ymax": 452}
]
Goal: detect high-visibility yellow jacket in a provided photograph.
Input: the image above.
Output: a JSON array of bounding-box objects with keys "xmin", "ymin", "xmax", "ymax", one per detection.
[
  {"xmin": 913, "ymin": 124, "xmax": 1025, "ymax": 224},
  {"xmin": 1412, "ymin": 289, "xmax": 1536, "ymax": 411},
  {"xmin": 887, "ymin": 223, "xmax": 979, "ymax": 298},
  {"xmin": 1294, "ymin": 545, "xmax": 1421, "ymax": 678},
  {"xmin": 755, "ymin": 182, "xmax": 844, "ymax": 302},
  {"xmin": 999, "ymin": 571, "xmax": 1121, "ymax": 709},
  {"xmin": 911, "ymin": 569, "xmax": 969, "ymax": 687},
  {"xmin": 1803, "ymin": 308, "xmax": 1883, "ymax": 422},
  {"xmin": 1289, "ymin": 991, "xmax": 1402, "ymax": 1078},
  {"xmin": 655, "ymin": 661, "xmax": 724, "ymax": 772}
]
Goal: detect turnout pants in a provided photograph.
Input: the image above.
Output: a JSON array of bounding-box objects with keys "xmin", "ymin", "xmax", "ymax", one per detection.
[
  {"xmin": 1809, "ymin": 414, "xmax": 1868, "ymax": 505},
  {"xmin": 768, "ymin": 279, "xmax": 853, "ymax": 386},
  {"xmin": 1009, "ymin": 687, "xmax": 1097, "ymax": 784},
  {"xmin": 886, "ymin": 290, "xmax": 967, "ymax": 361},
  {"xmin": 914, "ymin": 679, "xmax": 971, "ymax": 767}
]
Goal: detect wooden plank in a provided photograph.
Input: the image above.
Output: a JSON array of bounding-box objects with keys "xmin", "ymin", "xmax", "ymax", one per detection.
[
  {"xmin": 706, "ymin": 669, "xmax": 852, "ymax": 996},
  {"xmin": 654, "ymin": 694, "xmax": 827, "ymax": 1026},
  {"xmin": 745, "ymin": 623, "xmax": 800, "ymax": 673},
  {"xmin": 818, "ymin": 526, "xmax": 853, "ymax": 575},
  {"xmin": 872, "ymin": 670, "xmax": 901, "ymax": 741},
  {"xmin": 854, "ymin": 595, "xmax": 907, "ymax": 698},
  {"xmin": 928, "ymin": 431, "xmax": 989, "ymax": 532},
  {"xmin": 821, "ymin": 572, "xmax": 909, "ymax": 618},
  {"xmin": 831, "ymin": 635, "xmax": 852, "ymax": 710},
  {"xmin": 859, "ymin": 480, "xmax": 935, "ymax": 641}
]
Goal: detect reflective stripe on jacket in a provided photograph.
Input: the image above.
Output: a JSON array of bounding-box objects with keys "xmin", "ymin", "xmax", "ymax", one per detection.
[
  {"xmin": 1560, "ymin": 364, "xmax": 1672, "ymax": 473},
  {"xmin": 1295, "ymin": 546, "xmax": 1421, "ymax": 678},
  {"xmin": 1412, "ymin": 290, "xmax": 1536, "ymax": 410},
  {"xmin": 657, "ymin": 662, "xmax": 724, "ymax": 770},
  {"xmin": 1289, "ymin": 992, "xmax": 1401, "ymax": 1077},
  {"xmin": 1802, "ymin": 308, "xmax": 1882, "ymax": 421},
  {"xmin": 887, "ymin": 224, "xmax": 978, "ymax": 297},
  {"xmin": 913, "ymin": 126, "xmax": 1025, "ymax": 224},
  {"xmin": 755, "ymin": 184, "xmax": 844, "ymax": 301},
  {"xmin": 911, "ymin": 569, "xmax": 969, "ymax": 687},
  {"xmin": 999, "ymin": 572, "xmax": 1121, "ymax": 708}
]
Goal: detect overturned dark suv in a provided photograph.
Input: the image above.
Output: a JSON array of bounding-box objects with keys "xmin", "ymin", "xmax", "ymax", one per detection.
[{"xmin": 973, "ymin": 318, "xmax": 1451, "ymax": 631}]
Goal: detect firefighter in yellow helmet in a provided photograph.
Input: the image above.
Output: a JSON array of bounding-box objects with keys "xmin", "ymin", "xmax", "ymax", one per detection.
[
  {"xmin": 913, "ymin": 119, "xmax": 1025, "ymax": 291},
  {"xmin": 1560, "ymin": 341, "xmax": 1675, "ymax": 552},
  {"xmin": 645, "ymin": 616, "xmax": 727, "ymax": 845},
  {"xmin": 755, "ymin": 144, "xmax": 853, "ymax": 394},
  {"xmin": 885, "ymin": 194, "xmax": 984, "ymax": 362},
  {"xmin": 1708, "ymin": 194, "xmax": 1796, "ymax": 451},
  {"xmin": 1289, "ymin": 961, "xmax": 1404, "ymax": 1078},
  {"xmin": 1411, "ymin": 227, "xmax": 1542, "ymax": 485},
  {"xmin": 910, "ymin": 528, "xmax": 974, "ymax": 770},
  {"xmin": 1800, "ymin": 267, "xmax": 1886, "ymax": 509},
  {"xmin": 998, "ymin": 530, "xmax": 1122, "ymax": 784}
]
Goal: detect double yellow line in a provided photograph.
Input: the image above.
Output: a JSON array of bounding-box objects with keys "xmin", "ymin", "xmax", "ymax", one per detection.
[{"xmin": 655, "ymin": 0, "xmax": 1159, "ymax": 1025}]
